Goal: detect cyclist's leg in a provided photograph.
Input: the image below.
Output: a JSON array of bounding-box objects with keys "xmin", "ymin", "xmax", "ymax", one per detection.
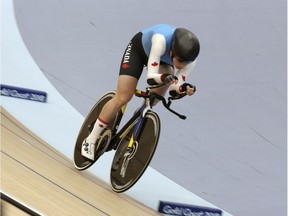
[
  {"xmin": 100, "ymin": 32, "xmax": 145, "ymax": 122},
  {"xmin": 85, "ymin": 75, "xmax": 137, "ymax": 141},
  {"xmin": 82, "ymin": 32, "xmax": 144, "ymax": 160},
  {"xmin": 82, "ymin": 75, "xmax": 137, "ymax": 160},
  {"xmin": 99, "ymin": 75, "xmax": 137, "ymax": 123}
]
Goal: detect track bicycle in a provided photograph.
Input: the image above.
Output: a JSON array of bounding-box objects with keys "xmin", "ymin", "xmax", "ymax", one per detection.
[{"xmin": 73, "ymin": 84, "xmax": 187, "ymax": 192}]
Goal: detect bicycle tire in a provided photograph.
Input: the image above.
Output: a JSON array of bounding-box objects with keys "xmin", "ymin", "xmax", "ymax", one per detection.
[
  {"xmin": 73, "ymin": 91, "xmax": 119, "ymax": 171},
  {"xmin": 110, "ymin": 111, "xmax": 160, "ymax": 193}
]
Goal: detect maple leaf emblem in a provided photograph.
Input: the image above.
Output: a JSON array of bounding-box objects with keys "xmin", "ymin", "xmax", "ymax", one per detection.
[
  {"xmin": 151, "ymin": 62, "xmax": 158, "ymax": 67},
  {"xmin": 182, "ymin": 75, "xmax": 186, "ymax": 81},
  {"xmin": 122, "ymin": 63, "xmax": 129, "ymax": 69}
]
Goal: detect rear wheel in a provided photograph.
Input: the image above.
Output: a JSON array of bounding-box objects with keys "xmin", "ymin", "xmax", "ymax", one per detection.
[
  {"xmin": 110, "ymin": 111, "xmax": 160, "ymax": 193},
  {"xmin": 73, "ymin": 91, "xmax": 121, "ymax": 171}
]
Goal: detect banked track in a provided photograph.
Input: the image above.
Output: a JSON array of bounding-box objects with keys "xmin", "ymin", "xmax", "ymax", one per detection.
[{"xmin": 0, "ymin": 107, "xmax": 159, "ymax": 216}]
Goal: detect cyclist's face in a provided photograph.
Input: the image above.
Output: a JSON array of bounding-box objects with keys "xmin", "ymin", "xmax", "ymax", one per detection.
[
  {"xmin": 169, "ymin": 50, "xmax": 191, "ymax": 69},
  {"xmin": 173, "ymin": 56, "xmax": 188, "ymax": 69}
]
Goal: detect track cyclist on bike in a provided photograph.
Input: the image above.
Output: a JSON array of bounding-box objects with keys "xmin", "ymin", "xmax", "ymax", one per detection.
[{"xmin": 82, "ymin": 24, "xmax": 200, "ymax": 160}]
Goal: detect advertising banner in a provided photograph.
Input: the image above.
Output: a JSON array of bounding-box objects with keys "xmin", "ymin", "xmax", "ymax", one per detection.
[
  {"xmin": 1, "ymin": 84, "xmax": 47, "ymax": 103},
  {"xmin": 158, "ymin": 201, "xmax": 222, "ymax": 216}
]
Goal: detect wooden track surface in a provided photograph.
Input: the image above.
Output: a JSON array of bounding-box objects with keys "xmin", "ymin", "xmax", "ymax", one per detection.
[
  {"xmin": 0, "ymin": 107, "xmax": 160, "ymax": 216},
  {"xmin": 1, "ymin": 199, "xmax": 30, "ymax": 216}
]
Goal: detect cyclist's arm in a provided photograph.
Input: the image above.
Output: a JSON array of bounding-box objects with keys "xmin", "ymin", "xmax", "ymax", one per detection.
[
  {"xmin": 146, "ymin": 34, "xmax": 166, "ymax": 85},
  {"xmin": 169, "ymin": 60, "xmax": 197, "ymax": 94}
]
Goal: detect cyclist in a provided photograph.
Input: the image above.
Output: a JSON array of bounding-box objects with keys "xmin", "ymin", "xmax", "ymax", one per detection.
[{"xmin": 82, "ymin": 24, "xmax": 200, "ymax": 160}]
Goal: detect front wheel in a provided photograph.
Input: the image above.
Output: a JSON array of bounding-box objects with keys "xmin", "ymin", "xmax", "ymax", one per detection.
[
  {"xmin": 73, "ymin": 91, "xmax": 120, "ymax": 171},
  {"xmin": 110, "ymin": 111, "xmax": 160, "ymax": 193}
]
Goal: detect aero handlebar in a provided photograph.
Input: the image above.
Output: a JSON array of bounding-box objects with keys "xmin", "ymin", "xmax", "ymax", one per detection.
[{"xmin": 135, "ymin": 86, "xmax": 187, "ymax": 120}]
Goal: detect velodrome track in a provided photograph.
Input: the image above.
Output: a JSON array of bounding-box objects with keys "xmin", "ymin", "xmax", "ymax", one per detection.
[
  {"xmin": 2, "ymin": 0, "xmax": 235, "ymax": 215},
  {"xmin": 2, "ymin": 0, "xmax": 286, "ymax": 215},
  {"xmin": 1, "ymin": 107, "xmax": 159, "ymax": 215},
  {"xmin": 1, "ymin": 0, "xmax": 234, "ymax": 214}
]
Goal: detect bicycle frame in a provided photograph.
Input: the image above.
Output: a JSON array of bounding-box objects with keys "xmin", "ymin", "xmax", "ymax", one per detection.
[
  {"xmin": 107, "ymin": 85, "xmax": 186, "ymax": 152},
  {"xmin": 108, "ymin": 89, "xmax": 153, "ymax": 151}
]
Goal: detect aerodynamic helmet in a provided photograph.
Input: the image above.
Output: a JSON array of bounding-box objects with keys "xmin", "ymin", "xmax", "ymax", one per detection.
[{"xmin": 171, "ymin": 28, "xmax": 200, "ymax": 62}]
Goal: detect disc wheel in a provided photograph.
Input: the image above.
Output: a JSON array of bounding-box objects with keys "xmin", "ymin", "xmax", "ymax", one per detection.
[{"xmin": 73, "ymin": 91, "xmax": 119, "ymax": 170}]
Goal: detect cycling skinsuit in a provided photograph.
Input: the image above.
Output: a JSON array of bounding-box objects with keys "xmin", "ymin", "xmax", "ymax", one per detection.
[{"xmin": 119, "ymin": 24, "xmax": 176, "ymax": 80}]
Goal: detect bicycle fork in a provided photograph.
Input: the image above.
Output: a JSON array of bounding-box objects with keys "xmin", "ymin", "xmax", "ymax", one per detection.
[
  {"xmin": 120, "ymin": 135, "xmax": 138, "ymax": 177},
  {"xmin": 120, "ymin": 103, "xmax": 149, "ymax": 178}
]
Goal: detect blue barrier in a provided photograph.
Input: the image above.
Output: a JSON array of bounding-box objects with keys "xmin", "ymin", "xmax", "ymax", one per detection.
[
  {"xmin": 158, "ymin": 201, "xmax": 222, "ymax": 216},
  {"xmin": 0, "ymin": 84, "xmax": 47, "ymax": 103}
]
